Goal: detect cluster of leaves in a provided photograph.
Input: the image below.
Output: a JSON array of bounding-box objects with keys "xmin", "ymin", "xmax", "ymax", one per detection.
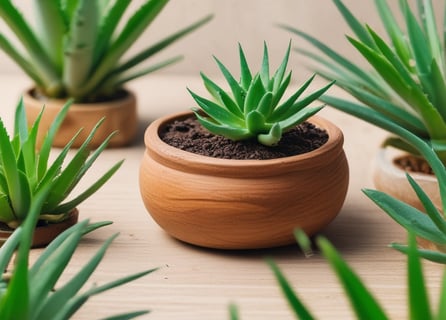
[
  {"xmin": 283, "ymin": 0, "xmax": 446, "ymax": 263},
  {"xmin": 0, "ymin": 187, "xmax": 155, "ymax": 320},
  {"xmin": 283, "ymin": 0, "xmax": 446, "ymax": 164},
  {"xmin": 0, "ymin": 99, "xmax": 122, "ymax": 229},
  {"xmin": 230, "ymin": 230, "xmax": 446, "ymax": 320},
  {"xmin": 189, "ymin": 43, "xmax": 333, "ymax": 146},
  {"xmin": 0, "ymin": 0, "xmax": 212, "ymax": 102}
]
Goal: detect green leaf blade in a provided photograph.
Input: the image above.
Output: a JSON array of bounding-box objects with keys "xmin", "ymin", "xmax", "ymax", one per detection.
[
  {"xmin": 267, "ymin": 259, "xmax": 316, "ymax": 320},
  {"xmin": 363, "ymin": 188, "xmax": 446, "ymax": 245},
  {"xmin": 317, "ymin": 237, "xmax": 389, "ymax": 320},
  {"xmin": 407, "ymin": 233, "xmax": 432, "ymax": 320}
]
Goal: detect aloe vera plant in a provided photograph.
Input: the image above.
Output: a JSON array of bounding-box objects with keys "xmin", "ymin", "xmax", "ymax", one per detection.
[
  {"xmin": 282, "ymin": 0, "xmax": 446, "ymax": 164},
  {"xmin": 281, "ymin": 0, "xmax": 446, "ymax": 263},
  {"xmin": 231, "ymin": 230, "xmax": 446, "ymax": 319},
  {"xmin": 189, "ymin": 42, "xmax": 334, "ymax": 146},
  {"xmin": 0, "ymin": 186, "xmax": 156, "ymax": 320},
  {"xmin": 0, "ymin": 98, "xmax": 122, "ymax": 230},
  {"xmin": 0, "ymin": 0, "xmax": 212, "ymax": 102}
]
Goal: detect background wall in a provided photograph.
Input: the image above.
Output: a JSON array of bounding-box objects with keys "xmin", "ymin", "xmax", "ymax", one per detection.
[{"xmin": 0, "ymin": 0, "xmax": 443, "ymax": 81}]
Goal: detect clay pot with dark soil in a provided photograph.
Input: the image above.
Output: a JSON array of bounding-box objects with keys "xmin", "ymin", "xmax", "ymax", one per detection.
[
  {"xmin": 23, "ymin": 88, "xmax": 138, "ymax": 148},
  {"xmin": 373, "ymin": 147, "xmax": 440, "ymax": 212},
  {"xmin": 139, "ymin": 111, "xmax": 349, "ymax": 249},
  {"xmin": 373, "ymin": 147, "xmax": 444, "ymax": 251},
  {"xmin": 0, "ymin": 209, "xmax": 79, "ymax": 248}
]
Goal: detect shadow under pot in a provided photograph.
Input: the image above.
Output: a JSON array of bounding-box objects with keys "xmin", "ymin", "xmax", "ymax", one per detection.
[
  {"xmin": 23, "ymin": 88, "xmax": 138, "ymax": 148},
  {"xmin": 139, "ymin": 111, "xmax": 350, "ymax": 250}
]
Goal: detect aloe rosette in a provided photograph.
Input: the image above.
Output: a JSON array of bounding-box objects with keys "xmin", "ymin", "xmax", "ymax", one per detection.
[
  {"xmin": 189, "ymin": 42, "xmax": 334, "ymax": 146},
  {"xmin": 283, "ymin": 0, "xmax": 446, "ymax": 164},
  {"xmin": 282, "ymin": 0, "xmax": 446, "ymax": 264},
  {"xmin": 0, "ymin": 0, "xmax": 212, "ymax": 102},
  {"xmin": 0, "ymin": 190, "xmax": 156, "ymax": 320},
  {"xmin": 0, "ymin": 99, "xmax": 122, "ymax": 229}
]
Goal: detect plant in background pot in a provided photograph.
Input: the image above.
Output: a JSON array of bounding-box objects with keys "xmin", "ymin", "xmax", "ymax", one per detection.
[
  {"xmin": 283, "ymin": 0, "xmax": 446, "ymax": 261},
  {"xmin": 0, "ymin": 0, "xmax": 212, "ymax": 147},
  {"xmin": 0, "ymin": 98, "xmax": 122, "ymax": 247},
  {"xmin": 0, "ymin": 187, "xmax": 156, "ymax": 320},
  {"xmin": 282, "ymin": 0, "xmax": 446, "ymax": 211},
  {"xmin": 139, "ymin": 43, "xmax": 349, "ymax": 250},
  {"xmin": 361, "ymin": 116, "xmax": 446, "ymax": 262},
  {"xmin": 230, "ymin": 230, "xmax": 446, "ymax": 319}
]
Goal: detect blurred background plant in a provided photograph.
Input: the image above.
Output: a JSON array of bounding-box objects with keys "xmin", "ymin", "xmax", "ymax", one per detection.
[
  {"xmin": 283, "ymin": 0, "xmax": 446, "ymax": 165},
  {"xmin": 0, "ymin": 99, "xmax": 122, "ymax": 230},
  {"xmin": 281, "ymin": 0, "xmax": 446, "ymax": 264},
  {"xmin": 0, "ymin": 0, "xmax": 212, "ymax": 102}
]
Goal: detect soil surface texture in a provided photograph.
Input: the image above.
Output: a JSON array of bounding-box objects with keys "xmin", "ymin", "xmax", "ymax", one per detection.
[
  {"xmin": 160, "ymin": 117, "xmax": 328, "ymax": 160},
  {"xmin": 394, "ymin": 155, "xmax": 433, "ymax": 175}
]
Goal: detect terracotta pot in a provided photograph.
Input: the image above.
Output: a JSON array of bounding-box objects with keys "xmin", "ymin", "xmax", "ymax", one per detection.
[
  {"xmin": 23, "ymin": 88, "xmax": 138, "ymax": 148},
  {"xmin": 373, "ymin": 148, "xmax": 444, "ymax": 251},
  {"xmin": 139, "ymin": 112, "xmax": 349, "ymax": 249},
  {"xmin": 0, "ymin": 209, "xmax": 79, "ymax": 248},
  {"xmin": 373, "ymin": 147, "xmax": 440, "ymax": 212}
]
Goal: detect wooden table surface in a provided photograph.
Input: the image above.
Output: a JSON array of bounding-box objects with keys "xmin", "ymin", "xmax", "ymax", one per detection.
[{"xmin": 0, "ymin": 74, "xmax": 443, "ymax": 320}]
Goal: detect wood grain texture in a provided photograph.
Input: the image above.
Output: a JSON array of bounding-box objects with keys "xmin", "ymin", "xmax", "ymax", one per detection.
[{"xmin": 0, "ymin": 74, "xmax": 442, "ymax": 320}]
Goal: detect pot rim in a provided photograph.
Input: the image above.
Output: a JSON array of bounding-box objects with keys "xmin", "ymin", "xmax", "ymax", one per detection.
[
  {"xmin": 144, "ymin": 111, "xmax": 345, "ymax": 177},
  {"xmin": 375, "ymin": 147, "xmax": 437, "ymax": 182},
  {"xmin": 23, "ymin": 87, "xmax": 136, "ymax": 111},
  {"xmin": 0, "ymin": 208, "xmax": 79, "ymax": 248}
]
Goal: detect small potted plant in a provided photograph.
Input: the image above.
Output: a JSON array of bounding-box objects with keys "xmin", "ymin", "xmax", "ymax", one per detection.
[
  {"xmin": 356, "ymin": 113, "xmax": 446, "ymax": 260},
  {"xmin": 139, "ymin": 43, "xmax": 349, "ymax": 249},
  {"xmin": 0, "ymin": 189, "xmax": 156, "ymax": 319},
  {"xmin": 283, "ymin": 0, "xmax": 444, "ymax": 211},
  {"xmin": 0, "ymin": 0, "xmax": 211, "ymax": 147},
  {"xmin": 0, "ymin": 98, "xmax": 122, "ymax": 247}
]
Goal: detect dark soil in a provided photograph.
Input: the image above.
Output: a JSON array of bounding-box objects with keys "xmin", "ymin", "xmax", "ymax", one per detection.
[
  {"xmin": 30, "ymin": 87, "xmax": 129, "ymax": 103},
  {"xmin": 160, "ymin": 117, "xmax": 328, "ymax": 160},
  {"xmin": 394, "ymin": 155, "xmax": 433, "ymax": 175}
]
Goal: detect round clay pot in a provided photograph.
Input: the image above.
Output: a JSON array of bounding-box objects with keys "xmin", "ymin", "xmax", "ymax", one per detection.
[
  {"xmin": 139, "ymin": 111, "xmax": 349, "ymax": 249},
  {"xmin": 373, "ymin": 147, "xmax": 440, "ymax": 212},
  {"xmin": 0, "ymin": 209, "xmax": 79, "ymax": 248},
  {"xmin": 23, "ymin": 88, "xmax": 138, "ymax": 148}
]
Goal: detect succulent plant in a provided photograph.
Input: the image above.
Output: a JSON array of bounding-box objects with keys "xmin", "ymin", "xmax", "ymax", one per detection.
[
  {"xmin": 0, "ymin": 187, "xmax": 156, "ymax": 320},
  {"xmin": 0, "ymin": 0, "xmax": 212, "ymax": 102},
  {"xmin": 231, "ymin": 230, "xmax": 446, "ymax": 319},
  {"xmin": 283, "ymin": 0, "xmax": 446, "ymax": 165},
  {"xmin": 188, "ymin": 42, "xmax": 334, "ymax": 147},
  {"xmin": 0, "ymin": 98, "xmax": 122, "ymax": 230}
]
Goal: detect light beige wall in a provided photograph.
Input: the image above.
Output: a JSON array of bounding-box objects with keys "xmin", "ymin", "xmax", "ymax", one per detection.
[{"xmin": 0, "ymin": 0, "xmax": 443, "ymax": 80}]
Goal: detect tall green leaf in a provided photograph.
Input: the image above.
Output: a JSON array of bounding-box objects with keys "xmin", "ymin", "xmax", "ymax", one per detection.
[
  {"xmin": 34, "ymin": 0, "xmax": 66, "ymax": 71},
  {"xmin": 318, "ymin": 237, "xmax": 389, "ymax": 320},
  {"xmin": 268, "ymin": 259, "xmax": 315, "ymax": 320},
  {"xmin": 0, "ymin": 0, "xmax": 60, "ymax": 89},
  {"xmin": 64, "ymin": 0, "xmax": 100, "ymax": 96},
  {"xmin": 79, "ymin": 0, "xmax": 169, "ymax": 97},
  {"xmin": 407, "ymin": 233, "xmax": 432, "ymax": 319}
]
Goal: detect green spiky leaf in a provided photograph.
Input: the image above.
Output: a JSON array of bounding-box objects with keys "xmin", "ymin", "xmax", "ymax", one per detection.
[
  {"xmin": 190, "ymin": 43, "xmax": 331, "ymax": 146},
  {"xmin": 0, "ymin": 0, "xmax": 211, "ymax": 102}
]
